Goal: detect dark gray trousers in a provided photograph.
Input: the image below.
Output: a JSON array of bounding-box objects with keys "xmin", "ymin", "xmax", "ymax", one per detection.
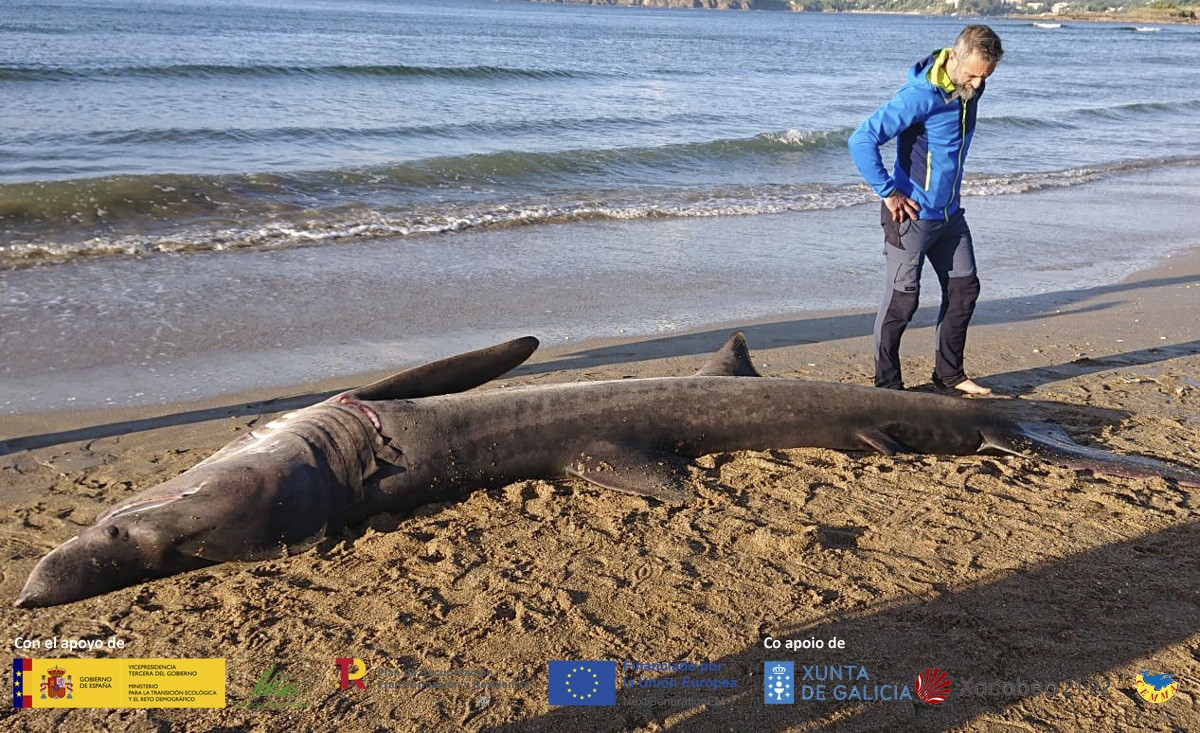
[{"xmin": 873, "ymin": 204, "xmax": 980, "ymax": 390}]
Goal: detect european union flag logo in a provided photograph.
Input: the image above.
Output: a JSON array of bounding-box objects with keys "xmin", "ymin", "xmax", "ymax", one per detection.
[
  {"xmin": 765, "ymin": 661, "xmax": 794, "ymax": 704},
  {"xmin": 547, "ymin": 661, "xmax": 616, "ymax": 706}
]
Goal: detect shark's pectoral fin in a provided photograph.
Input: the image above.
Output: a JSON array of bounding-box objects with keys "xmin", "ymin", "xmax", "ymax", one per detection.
[
  {"xmin": 346, "ymin": 336, "xmax": 539, "ymax": 401},
  {"xmin": 567, "ymin": 441, "xmax": 692, "ymax": 505},
  {"xmin": 854, "ymin": 428, "xmax": 907, "ymax": 456},
  {"xmin": 173, "ymin": 463, "xmax": 337, "ymax": 562},
  {"xmin": 695, "ymin": 331, "xmax": 762, "ymax": 377}
]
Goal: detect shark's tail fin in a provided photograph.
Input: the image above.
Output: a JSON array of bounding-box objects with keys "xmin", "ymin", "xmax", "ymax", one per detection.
[
  {"xmin": 696, "ymin": 331, "xmax": 762, "ymax": 377},
  {"xmin": 982, "ymin": 422, "xmax": 1200, "ymax": 487}
]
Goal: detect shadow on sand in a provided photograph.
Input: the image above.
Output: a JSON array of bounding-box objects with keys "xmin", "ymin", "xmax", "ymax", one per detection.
[
  {"xmin": 0, "ymin": 390, "xmax": 341, "ymax": 456},
  {"xmin": 519, "ymin": 273, "xmax": 1196, "ymax": 378},
  {"xmin": 492, "ymin": 521, "xmax": 1198, "ymax": 731}
]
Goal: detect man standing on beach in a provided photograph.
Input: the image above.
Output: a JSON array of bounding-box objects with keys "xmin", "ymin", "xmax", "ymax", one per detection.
[{"xmin": 848, "ymin": 25, "xmax": 1003, "ymax": 394}]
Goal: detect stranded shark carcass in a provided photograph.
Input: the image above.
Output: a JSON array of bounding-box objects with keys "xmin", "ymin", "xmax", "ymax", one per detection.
[{"xmin": 16, "ymin": 332, "xmax": 1200, "ymax": 607}]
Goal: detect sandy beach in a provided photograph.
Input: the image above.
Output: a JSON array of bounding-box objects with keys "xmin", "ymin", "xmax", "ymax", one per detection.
[
  {"xmin": 6, "ymin": 3, "xmax": 1200, "ymax": 729},
  {"xmin": 3, "ymin": 237, "xmax": 1198, "ymax": 730}
]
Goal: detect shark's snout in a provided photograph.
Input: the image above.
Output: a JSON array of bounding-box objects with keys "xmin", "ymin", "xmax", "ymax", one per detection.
[
  {"xmin": 15, "ymin": 510, "xmax": 226, "ymax": 608},
  {"xmin": 15, "ymin": 537, "xmax": 97, "ymax": 608},
  {"xmin": 15, "ymin": 523, "xmax": 164, "ymax": 608}
]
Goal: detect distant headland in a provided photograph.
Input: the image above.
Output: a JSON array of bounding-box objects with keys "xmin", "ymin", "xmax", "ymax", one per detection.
[{"xmin": 527, "ymin": 0, "xmax": 1200, "ymax": 26}]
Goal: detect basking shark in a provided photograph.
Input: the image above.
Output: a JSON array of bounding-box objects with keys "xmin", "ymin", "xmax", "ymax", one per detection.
[{"xmin": 15, "ymin": 332, "xmax": 1200, "ymax": 607}]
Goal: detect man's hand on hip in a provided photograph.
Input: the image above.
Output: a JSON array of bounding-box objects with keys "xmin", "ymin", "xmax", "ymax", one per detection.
[{"xmin": 884, "ymin": 193, "xmax": 920, "ymax": 222}]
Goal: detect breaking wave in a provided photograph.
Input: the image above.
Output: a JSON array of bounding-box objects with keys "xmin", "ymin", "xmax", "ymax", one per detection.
[{"xmin": 3, "ymin": 155, "xmax": 1196, "ymax": 268}]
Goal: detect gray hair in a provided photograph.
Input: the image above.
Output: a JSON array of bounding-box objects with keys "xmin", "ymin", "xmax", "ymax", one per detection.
[{"xmin": 953, "ymin": 25, "xmax": 1004, "ymax": 64}]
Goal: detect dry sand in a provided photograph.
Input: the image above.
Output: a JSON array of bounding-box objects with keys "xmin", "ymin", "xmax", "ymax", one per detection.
[{"xmin": 2, "ymin": 247, "xmax": 1198, "ymax": 732}]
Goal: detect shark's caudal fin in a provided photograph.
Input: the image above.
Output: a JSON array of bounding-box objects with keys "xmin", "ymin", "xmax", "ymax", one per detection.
[
  {"xmin": 982, "ymin": 422, "xmax": 1200, "ymax": 487},
  {"xmin": 695, "ymin": 331, "xmax": 762, "ymax": 377},
  {"xmin": 347, "ymin": 336, "xmax": 539, "ymax": 401}
]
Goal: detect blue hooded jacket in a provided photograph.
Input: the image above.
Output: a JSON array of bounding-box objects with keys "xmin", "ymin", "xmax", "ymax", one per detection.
[{"xmin": 848, "ymin": 48, "xmax": 983, "ymax": 221}]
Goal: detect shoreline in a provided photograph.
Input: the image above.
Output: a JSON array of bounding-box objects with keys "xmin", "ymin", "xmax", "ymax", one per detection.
[
  {"xmin": 1017, "ymin": 9, "xmax": 1198, "ymax": 25},
  {"xmin": 3, "ymin": 235, "xmax": 1197, "ymax": 448},
  {"xmin": 4, "ymin": 163, "xmax": 1200, "ymax": 418}
]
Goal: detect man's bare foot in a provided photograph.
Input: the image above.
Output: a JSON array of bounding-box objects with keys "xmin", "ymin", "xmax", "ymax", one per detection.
[{"xmin": 953, "ymin": 378, "xmax": 992, "ymax": 396}]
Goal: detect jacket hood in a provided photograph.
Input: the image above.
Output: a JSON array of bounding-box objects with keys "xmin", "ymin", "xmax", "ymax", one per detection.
[{"xmin": 908, "ymin": 48, "xmax": 956, "ymax": 95}]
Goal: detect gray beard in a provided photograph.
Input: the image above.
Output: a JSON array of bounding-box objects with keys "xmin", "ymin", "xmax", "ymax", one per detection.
[{"xmin": 954, "ymin": 84, "xmax": 976, "ymax": 102}]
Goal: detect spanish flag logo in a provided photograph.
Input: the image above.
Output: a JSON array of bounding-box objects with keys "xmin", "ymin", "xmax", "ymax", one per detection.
[{"xmin": 12, "ymin": 658, "xmax": 225, "ymax": 708}]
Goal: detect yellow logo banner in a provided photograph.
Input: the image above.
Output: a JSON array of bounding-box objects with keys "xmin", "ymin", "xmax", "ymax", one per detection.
[{"xmin": 12, "ymin": 658, "xmax": 225, "ymax": 708}]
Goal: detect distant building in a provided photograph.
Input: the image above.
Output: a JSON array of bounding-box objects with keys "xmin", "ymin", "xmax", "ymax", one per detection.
[{"xmin": 1051, "ymin": 1, "xmax": 1071, "ymax": 12}]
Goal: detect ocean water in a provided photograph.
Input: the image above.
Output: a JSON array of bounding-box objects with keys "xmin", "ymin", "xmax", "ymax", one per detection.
[
  {"xmin": 3, "ymin": 0, "xmax": 1198, "ymax": 262},
  {"xmin": 2, "ymin": 0, "xmax": 1199, "ymax": 412}
]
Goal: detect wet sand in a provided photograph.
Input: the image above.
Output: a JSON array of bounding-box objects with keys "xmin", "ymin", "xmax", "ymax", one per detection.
[{"xmin": 2, "ymin": 242, "xmax": 1198, "ymax": 730}]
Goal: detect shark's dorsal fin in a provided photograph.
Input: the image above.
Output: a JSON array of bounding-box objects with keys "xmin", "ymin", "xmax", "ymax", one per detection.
[
  {"xmin": 695, "ymin": 331, "xmax": 761, "ymax": 377},
  {"xmin": 347, "ymin": 336, "xmax": 539, "ymax": 401}
]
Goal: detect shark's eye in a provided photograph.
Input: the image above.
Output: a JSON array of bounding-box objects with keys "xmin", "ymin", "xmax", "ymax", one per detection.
[{"xmin": 107, "ymin": 525, "xmax": 120, "ymax": 539}]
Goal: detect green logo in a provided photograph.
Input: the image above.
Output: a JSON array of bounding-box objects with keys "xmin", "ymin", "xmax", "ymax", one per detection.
[{"xmin": 233, "ymin": 662, "xmax": 314, "ymax": 710}]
